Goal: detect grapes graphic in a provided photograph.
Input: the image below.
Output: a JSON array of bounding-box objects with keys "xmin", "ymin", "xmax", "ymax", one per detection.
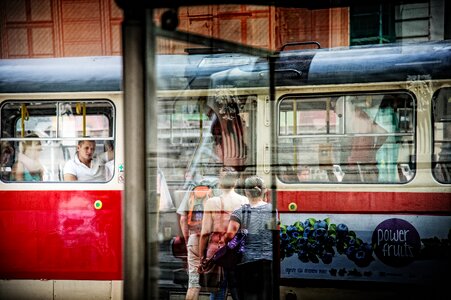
[{"xmin": 280, "ymin": 218, "xmax": 374, "ymax": 267}]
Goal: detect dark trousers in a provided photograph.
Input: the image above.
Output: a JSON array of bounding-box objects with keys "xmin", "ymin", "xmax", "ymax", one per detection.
[{"xmin": 236, "ymin": 259, "xmax": 273, "ymax": 300}]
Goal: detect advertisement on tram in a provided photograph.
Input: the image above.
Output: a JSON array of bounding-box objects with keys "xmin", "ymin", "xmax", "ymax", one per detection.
[{"xmin": 280, "ymin": 214, "xmax": 450, "ymax": 284}]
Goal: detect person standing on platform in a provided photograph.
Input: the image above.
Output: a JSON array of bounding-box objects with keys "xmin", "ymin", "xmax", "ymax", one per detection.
[{"xmin": 199, "ymin": 167, "xmax": 248, "ymax": 300}]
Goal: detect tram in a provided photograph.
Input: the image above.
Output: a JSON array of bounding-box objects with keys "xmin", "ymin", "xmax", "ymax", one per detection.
[{"xmin": 0, "ymin": 40, "xmax": 450, "ymax": 299}]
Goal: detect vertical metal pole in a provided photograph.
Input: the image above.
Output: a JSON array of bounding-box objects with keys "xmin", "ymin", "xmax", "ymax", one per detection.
[
  {"xmin": 269, "ymin": 54, "xmax": 280, "ymax": 300},
  {"xmin": 145, "ymin": 8, "xmax": 160, "ymax": 300},
  {"xmin": 122, "ymin": 8, "xmax": 147, "ymax": 300}
]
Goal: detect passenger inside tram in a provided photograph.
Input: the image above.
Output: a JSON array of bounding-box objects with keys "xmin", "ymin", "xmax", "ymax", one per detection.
[
  {"xmin": 0, "ymin": 139, "xmax": 14, "ymax": 181},
  {"xmin": 297, "ymin": 165, "xmax": 311, "ymax": 181},
  {"xmin": 11, "ymin": 133, "xmax": 44, "ymax": 182},
  {"xmin": 63, "ymin": 140, "xmax": 106, "ymax": 182},
  {"xmin": 100, "ymin": 140, "xmax": 115, "ymax": 181}
]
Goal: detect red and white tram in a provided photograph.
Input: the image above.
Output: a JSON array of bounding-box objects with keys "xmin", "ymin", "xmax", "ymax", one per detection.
[{"xmin": 1, "ymin": 39, "xmax": 450, "ymax": 299}]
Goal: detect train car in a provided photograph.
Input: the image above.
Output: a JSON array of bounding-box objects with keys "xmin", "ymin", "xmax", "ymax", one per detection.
[
  {"xmin": 1, "ymin": 40, "xmax": 450, "ymax": 299},
  {"xmin": 0, "ymin": 53, "xmax": 264, "ymax": 299},
  {"xmin": 0, "ymin": 56, "xmax": 125, "ymax": 299}
]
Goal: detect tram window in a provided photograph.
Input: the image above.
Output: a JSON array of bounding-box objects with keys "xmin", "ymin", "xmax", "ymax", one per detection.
[
  {"xmin": 278, "ymin": 93, "xmax": 415, "ymax": 184},
  {"xmin": 157, "ymin": 98, "xmax": 215, "ymax": 186},
  {"xmin": 0, "ymin": 100, "xmax": 115, "ymax": 183},
  {"xmin": 432, "ymin": 88, "xmax": 451, "ymax": 183},
  {"xmin": 158, "ymin": 94, "xmax": 256, "ymax": 202}
]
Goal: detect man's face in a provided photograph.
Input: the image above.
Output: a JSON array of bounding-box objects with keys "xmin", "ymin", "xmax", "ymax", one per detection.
[{"xmin": 77, "ymin": 141, "xmax": 95, "ymax": 162}]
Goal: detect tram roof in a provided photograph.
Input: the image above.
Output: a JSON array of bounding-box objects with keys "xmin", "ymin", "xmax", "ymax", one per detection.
[
  {"xmin": 0, "ymin": 56, "xmax": 123, "ymax": 93},
  {"xmin": 211, "ymin": 40, "xmax": 451, "ymax": 88},
  {"xmin": 0, "ymin": 40, "xmax": 450, "ymax": 93}
]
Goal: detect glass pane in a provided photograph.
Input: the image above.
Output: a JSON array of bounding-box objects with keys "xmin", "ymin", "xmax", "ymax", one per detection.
[
  {"xmin": 58, "ymin": 101, "xmax": 113, "ymax": 138},
  {"xmin": 278, "ymin": 93, "xmax": 415, "ymax": 184},
  {"xmin": 153, "ymin": 5, "xmax": 270, "ymax": 296},
  {"xmin": 0, "ymin": 100, "xmax": 115, "ymax": 183},
  {"xmin": 142, "ymin": 2, "xmax": 449, "ymax": 295},
  {"xmin": 1, "ymin": 101, "xmax": 58, "ymax": 138},
  {"xmin": 432, "ymin": 88, "xmax": 451, "ymax": 183}
]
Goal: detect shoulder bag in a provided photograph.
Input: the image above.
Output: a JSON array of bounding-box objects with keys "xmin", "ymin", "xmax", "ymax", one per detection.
[
  {"xmin": 210, "ymin": 204, "xmax": 250, "ymax": 269},
  {"xmin": 198, "ymin": 196, "xmax": 227, "ymax": 292},
  {"xmin": 198, "ymin": 203, "xmax": 250, "ymax": 291},
  {"xmin": 198, "ymin": 255, "xmax": 224, "ymax": 292}
]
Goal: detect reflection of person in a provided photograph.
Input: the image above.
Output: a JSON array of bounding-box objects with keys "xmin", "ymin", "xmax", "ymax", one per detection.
[
  {"xmin": 224, "ymin": 176, "xmax": 275, "ymax": 300},
  {"xmin": 211, "ymin": 116, "xmax": 224, "ymax": 163},
  {"xmin": 347, "ymin": 104, "xmax": 387, "ymax": 182},
  {"xmin": 1, "ymin": 140, "xmax": 14, "ymax": 181},
  {"xmin": 177, "ymin": 180, "xmax": 214, "ymax": 300},
  {"xmin": 63, "ymin": 140, "xmax": 105, "ymax": 181},
  {"xmin": 199, "ymin": 167, "xmax": 248, "ymax": 300},
  {"xmin": 375, "ymin": 96, "xmax": 400, "ymax": 182},
  {"xmin": 12, "ymin": 133, "xmax": 44, "ymax": 181}
]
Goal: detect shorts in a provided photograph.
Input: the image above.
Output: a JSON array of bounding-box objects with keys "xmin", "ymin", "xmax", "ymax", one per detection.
[{"xmin": 187, "ymin": 234, "xmax": 201, "ymax": 289}]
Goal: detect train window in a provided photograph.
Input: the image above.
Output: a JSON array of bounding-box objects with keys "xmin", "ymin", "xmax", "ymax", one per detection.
[
  {"xmin": 157, "ymin": 98, "xmax": 217, "ymax": 185},
  {"xmin": 278, "ymin": 92, "xmax": 415, "ymax": 184},
  {"xmin": 166, "ymin": 94, "xmax": 257, "ymax": 192},
  {"xmin": 0, "ymin": 100, "xmax": 115, "ymax": 183},
  {"xmin": 432, "ymin": 88, "xmax": 451, "ymax": 183}
]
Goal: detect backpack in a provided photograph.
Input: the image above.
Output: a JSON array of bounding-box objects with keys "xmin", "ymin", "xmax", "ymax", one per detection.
[
  {"xmin": 187, "ymin": 185, "xmax": 212, "ymax": 232},
  {"xmin": 186, "ymin": 175, "xmax": 219, "ymax": 233}
]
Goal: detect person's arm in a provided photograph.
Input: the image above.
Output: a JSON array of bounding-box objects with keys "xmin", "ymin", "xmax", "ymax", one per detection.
[
  {"xmin": 179, "ymin": 214, "xmax": 189, "ymax": 246},
  {"xmin": 12, "ymin": 161, "xmax": 24, "ymax": 181},
  {"xmin": 199, "ymin": 222, "xmax": 209, "ymax": 259},
  {"xmin": 223, "ymin": 219, "xmax": 240, "ymax": 244},
  {"xmin": 64, "ymin": 173, "xmax": 77, "ymax": 181},
  {"xmin": 63, "ymin": 160, "xmax": 78, "ymax": 181},
  {"xmin": 199, "ymin": 201, "xmax": 213, "ymax": 259},
  {"xmin": 177, "ymin": 193, "xmax": 189, "ymax": 245}
]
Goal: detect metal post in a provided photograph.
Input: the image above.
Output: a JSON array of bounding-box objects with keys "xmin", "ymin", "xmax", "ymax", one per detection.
[
  {"xmin": 269, "ymin": 54, "xmax": 280, "ymax": 300},
  {"xmin": 122, "ymin": 8, "xmax": 147, "ymax": 300},
  {"xmin": 145, "ymin": 8, "xmax": 160, "ymax": 300}
]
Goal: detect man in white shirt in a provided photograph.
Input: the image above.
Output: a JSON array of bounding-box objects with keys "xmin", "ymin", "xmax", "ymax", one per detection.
[{"xmin": 63, "ymin": 140, "xmax": 105, "ymax": 182}]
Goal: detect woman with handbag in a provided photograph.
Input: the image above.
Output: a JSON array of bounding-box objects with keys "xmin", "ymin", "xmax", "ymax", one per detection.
[
  {"xmin": 224, "ymin": 175, "xmax": 275, "ymax": 300},
  {"xmin": 199, "ymin": 167, "xmax": 248, "ymax": 300}
]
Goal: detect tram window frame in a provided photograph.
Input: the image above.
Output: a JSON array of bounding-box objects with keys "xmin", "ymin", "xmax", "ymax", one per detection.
[
  {"xmin": 0, "ymin": 99, "xmax": 116, "ymax": 183},
  {"xmin": 432, "ymin": 87, "xmax": 451, "ymax": 184},
  {"xmin": 277, "ymin": 92, "xmax": 416, "ymax": 184},
  {"xmin": 164, "ymin": 94, "xmax": 257, "ymax": 188},
  {"xmin": 157, "ymin": 97, "xmax": 218, "ymax": 186}
]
